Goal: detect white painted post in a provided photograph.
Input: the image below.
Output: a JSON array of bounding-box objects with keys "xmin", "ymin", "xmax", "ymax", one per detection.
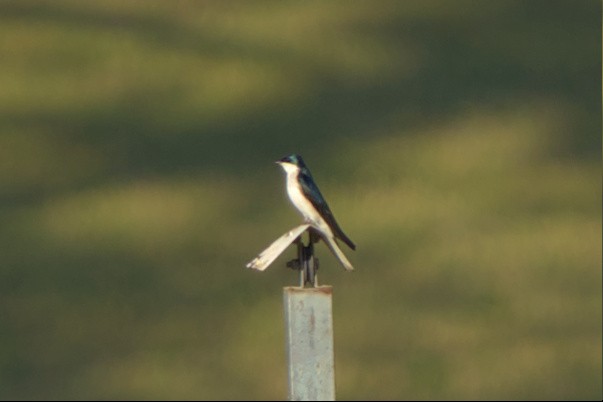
[{"xmin": 283, "ymin": 286, "xmax": 336, "ymax": 401}]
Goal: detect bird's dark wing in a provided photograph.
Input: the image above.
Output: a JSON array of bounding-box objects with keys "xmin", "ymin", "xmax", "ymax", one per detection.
[{"xmin": 298, "ymin": 168, "xmax": 356, "ymax": 250}]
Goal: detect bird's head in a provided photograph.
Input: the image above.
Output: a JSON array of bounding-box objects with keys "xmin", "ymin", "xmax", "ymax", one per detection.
[{"xmin": 276, "ymin": 154, "xmax": 306, "ymax": 171}]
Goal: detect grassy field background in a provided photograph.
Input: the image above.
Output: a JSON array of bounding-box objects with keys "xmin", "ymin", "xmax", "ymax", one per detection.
[{"xmin": 0, "ymin": 0, "xmax": 601, "ymax": 399}]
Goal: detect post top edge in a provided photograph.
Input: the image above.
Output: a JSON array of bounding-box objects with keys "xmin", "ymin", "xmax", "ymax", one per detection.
[{"xmin": 283, "ymin": 285, "xmax": 333, "ymax": 295}]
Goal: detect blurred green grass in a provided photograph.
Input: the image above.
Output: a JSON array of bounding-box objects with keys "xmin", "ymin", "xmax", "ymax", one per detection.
[{"xmin": 0, "ymin": 0, "xmax": 600, "ymax": 400}]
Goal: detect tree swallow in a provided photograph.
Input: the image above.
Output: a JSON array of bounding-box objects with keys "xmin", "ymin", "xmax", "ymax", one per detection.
[{"xmin": 276, "ymin": 154, "xmax": 355, "ymax": 271}]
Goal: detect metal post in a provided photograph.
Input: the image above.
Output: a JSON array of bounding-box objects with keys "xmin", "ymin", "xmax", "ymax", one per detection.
[{"xmin": 283, "ymin": 286, "xmax": 335, "ymax": 401}]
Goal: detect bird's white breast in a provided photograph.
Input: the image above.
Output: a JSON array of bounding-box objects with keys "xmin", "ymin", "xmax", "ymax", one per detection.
[{"xmin": 282, "ymin": 164, "xmax": 333, "ymax": 237}]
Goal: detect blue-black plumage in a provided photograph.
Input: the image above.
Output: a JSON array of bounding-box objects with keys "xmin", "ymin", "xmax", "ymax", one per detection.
[{"xmin": 276, "ymin": 154, "xmax": 355, "ymax": 270}]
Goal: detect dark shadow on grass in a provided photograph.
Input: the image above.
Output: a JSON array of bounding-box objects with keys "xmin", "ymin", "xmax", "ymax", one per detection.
[{"xmin": 0, "ymin": 0, "xmax": 599, "ymax": 195}]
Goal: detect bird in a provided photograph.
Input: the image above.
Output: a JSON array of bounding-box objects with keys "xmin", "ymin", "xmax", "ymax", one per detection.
[{"xmin": 276, "ymin": 154, "xmax": 355, "ymax": 271}]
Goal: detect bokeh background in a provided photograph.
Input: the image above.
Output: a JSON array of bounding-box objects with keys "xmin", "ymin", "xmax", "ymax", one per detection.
[{"xmin": 0, "ymin": 0, "xmax": 601, "ymax": 400}]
